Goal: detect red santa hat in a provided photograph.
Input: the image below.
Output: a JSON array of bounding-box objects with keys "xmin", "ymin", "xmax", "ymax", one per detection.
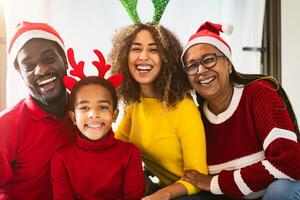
[
  {"xmin": 181, "ymin": 21, "xmax": 233, "ymax": 64},
  {"xmin": 8, "ymin": 21, "xmax": 65, "ymax": 67}
]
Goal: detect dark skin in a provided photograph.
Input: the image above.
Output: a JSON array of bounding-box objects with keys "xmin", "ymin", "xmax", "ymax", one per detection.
[
  {"xmin": 15, "ymin": 38, "xmax": 68, "ymax": 117},
  {"xmin": 183, "ymin": 170, "xmax": 212, "ymax": 191}
]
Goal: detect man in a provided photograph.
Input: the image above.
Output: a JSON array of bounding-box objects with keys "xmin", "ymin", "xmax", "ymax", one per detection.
[{"xmin": 0, "ymin": 21, "xmax": 76, "ymax": 199}]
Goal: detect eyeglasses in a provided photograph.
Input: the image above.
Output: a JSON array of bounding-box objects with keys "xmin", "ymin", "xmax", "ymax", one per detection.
[{"xmin": 183, "ymin": 53, "xmax": 225, "ymax": 75}]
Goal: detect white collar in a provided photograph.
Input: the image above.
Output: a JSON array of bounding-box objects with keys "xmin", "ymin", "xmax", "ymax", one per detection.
[{"xmin": 203, "ymin": 85, "xmax": 244, "ymax": 124}]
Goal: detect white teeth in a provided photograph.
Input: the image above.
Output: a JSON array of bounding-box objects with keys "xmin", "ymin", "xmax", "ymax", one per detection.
[
  {"xmin": 199, "ymin": 77, "xmax": 214, "ymax": 84},
  {"xmin": 137, "ymin": 65, "xmax": 152, "ymax": 72},
  {"xmin": 38, "ymin": 77, "xmax": 56, "ymax": 86},
  {"xmin": 87, "ymin": 123, "xmax": 103, "ymax": 128}
]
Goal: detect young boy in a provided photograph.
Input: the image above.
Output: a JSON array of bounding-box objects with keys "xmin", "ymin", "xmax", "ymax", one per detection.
[{"xmin": 50, "ymin": 75, "xmax": 144, "ymax": 199}]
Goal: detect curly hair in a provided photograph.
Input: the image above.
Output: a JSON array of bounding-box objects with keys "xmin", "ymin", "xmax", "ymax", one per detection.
[{"xmin": 108, "ymin": 23, "xmax": 191, "ymax": 108}]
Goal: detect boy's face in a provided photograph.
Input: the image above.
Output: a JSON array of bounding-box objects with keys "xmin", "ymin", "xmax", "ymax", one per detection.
[
  {"xmin": 16, "ymin": 38, "xmax": 67, "ymax": 105},
  {"xmin": 69, "ymin": 84, "xmax": 118, "ymax": 140}
]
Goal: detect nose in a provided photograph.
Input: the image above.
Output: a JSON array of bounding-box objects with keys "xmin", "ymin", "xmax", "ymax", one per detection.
[
  {"xmin": 88, "ymin": 109, "xmax": 100, "ymax": 119},
  {"xmin": 138, "ymin": 49, "xmax": 149, "ymax": 60},
  {"xmin": 34, "ymin": 63, "xmax": 50, "ymax": 75},
  {"xmin": 197, "ymin": 63, "xmax": 208, "ymax": 75}
]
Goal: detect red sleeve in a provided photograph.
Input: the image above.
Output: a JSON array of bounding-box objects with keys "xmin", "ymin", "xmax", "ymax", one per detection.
[
  {"xmin": 50, "ymin": 151, "xmax": 74, "ymax": 200},
  {"xmin": 217, "ymin": 82, "xmax": 300, "ymax": 198},
  {"xmin": 0, "ymin": 115, "xmax": 17, "ymax": 186},
  {"xmin": 122, "ymin": 145, "xmax": 144, "ymax": 200}
]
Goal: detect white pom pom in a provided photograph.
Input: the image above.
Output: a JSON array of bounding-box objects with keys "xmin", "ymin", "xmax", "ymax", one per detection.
[{"xmin": 222, "ymin": 24, "xmax": 233, "ymax": 35}]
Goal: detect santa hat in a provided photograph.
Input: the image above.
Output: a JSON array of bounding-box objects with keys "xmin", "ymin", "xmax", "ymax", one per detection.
[
  {"xmin": 181, "ymin": 21, "xmax": 233, "ymax": 64},
  {"xmin": 8, "ymin": 21, "xmax": 65, "ymax": 67}
]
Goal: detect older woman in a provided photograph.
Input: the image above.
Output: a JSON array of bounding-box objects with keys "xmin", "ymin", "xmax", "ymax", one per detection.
[{"xmin": 181, "ymin": 21, "xmax": 300, "ymax": 200}]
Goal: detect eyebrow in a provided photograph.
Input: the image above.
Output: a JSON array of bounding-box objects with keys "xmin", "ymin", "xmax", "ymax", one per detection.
[
  {"xmin": 21, "ymin": 48, "xmax": 56, "ymax": 64},
  {"xmin": 76, "ymin": 100, "xmax": 111, "ymax": 105},
  {"xmin": 131, "ymin": 42, "xmax": 158, "ymax": 47}
]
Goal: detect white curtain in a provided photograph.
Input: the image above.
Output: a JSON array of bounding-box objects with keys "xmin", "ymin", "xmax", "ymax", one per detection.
[
  {"xmin": 4, "ymin": 0, "xmax": 265, "ymax": 108},
  {"xmin": 220, "ymin": 0, "xmax": 266, "ymax": 74}
]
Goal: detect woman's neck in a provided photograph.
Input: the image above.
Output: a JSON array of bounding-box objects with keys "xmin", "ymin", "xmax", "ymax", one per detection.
[
  {"xmin": 207, "ymin": 84, "xmax": 234, "ymax": 115},
  {"xmin": 140, "ymin": 84, "xmax": 156, "ymax": 98}
]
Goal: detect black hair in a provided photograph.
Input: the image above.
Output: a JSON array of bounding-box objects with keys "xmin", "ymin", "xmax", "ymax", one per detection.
[{"xmin": 69, "ymin": 76, "xmax": 118, "ymax": 111}]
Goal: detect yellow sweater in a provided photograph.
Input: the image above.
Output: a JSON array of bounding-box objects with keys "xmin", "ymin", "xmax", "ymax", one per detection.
[{"xmin": 116, "ymin": 96, "xmax": 207, "ymax": 195}]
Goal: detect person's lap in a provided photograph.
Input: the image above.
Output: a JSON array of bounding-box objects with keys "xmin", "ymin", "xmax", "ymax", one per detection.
[
  {"xmin": 263, "ymin": 179, "xmax": 300, "ymax": 200},
  {"xmin": 174, "ymin": 179, "xmax": 300, "ymax": 200},
  {"xmin": 173, "ymin": 191, "xmax": 232, "ymax": 200}
]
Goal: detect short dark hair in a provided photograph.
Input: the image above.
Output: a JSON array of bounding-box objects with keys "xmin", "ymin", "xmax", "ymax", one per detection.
[{"xmin": 69, "ymin": 76, "xmax": 118, "ymax": 111}]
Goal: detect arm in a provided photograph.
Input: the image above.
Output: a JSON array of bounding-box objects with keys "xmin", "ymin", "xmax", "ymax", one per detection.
[
  {"xmin": 193, "ymin": 83, "xmax": 300, "ymax": 198},
  {"xmin": 143, "ymin": 99, "xmax": 208, "ymax": 199},
  {"xmin": 142, "ymin": 182, "xmax": 187, "ymax": 200},
  {"xmin": 50, "ymin": 152, "xmax": 74, "ymax": 200},
  {"xmin": 123, "ymin": 145, "xmax": 144, "ymax": 200},
  {"xmin": 176, "ymin": 99, "xmax": 208, "ymax": 194},
  {"xmin": 0, "ymin": 116, "xmax": 16, "ymax": 186}
]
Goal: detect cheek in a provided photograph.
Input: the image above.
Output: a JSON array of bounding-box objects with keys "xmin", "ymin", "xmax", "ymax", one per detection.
[
  {"xmin": 187, "ymin": 75, "xmax": 195, "ymax": 84},
  {"xmin": 128, "ymin": 53, "xmax": 137, "ymax": 65},
  {"xmin": 20, "ymin": 72, "xmax": 33, "ymax": 85}
]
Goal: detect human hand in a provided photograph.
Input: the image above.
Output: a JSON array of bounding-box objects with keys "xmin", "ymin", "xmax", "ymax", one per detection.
[
  {"xmin": 183, "ymin": 170, "xmax": 212, "ymax": 191},
  {"xmin": 141, "ymin": 190, "xmax": 171, "ymax": 200}
]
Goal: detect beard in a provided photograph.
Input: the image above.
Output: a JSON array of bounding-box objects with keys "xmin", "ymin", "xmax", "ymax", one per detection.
[{"xmin": 29, "ymin": 72, "xmax": 67, "ymax": 106}]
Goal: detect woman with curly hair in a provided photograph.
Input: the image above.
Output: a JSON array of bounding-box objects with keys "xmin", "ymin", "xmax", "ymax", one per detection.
[{"xmin": 108, "ymin": 23, "xmax": 207, "ymax": 200}]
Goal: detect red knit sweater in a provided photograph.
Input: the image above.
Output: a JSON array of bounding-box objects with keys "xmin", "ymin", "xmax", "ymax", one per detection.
[
  {"xmin": 200, "ymin": 80, "xmax": 300, "ymax": 199},
  {"xmin": 51, "ymin": 131, "xmax": 144, "ymax": 200},
  {"xmin": 0, "ymin": 96, "xmax": 76, "ymax": 200}
]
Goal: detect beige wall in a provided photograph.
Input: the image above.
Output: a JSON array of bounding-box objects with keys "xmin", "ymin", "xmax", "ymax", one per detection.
[
  {"xmin": 0, "ymin": 2, "xmax": 6, "ymax": 111},
  {"xmin": 281, "ymin": 0, "xmax": 300, "ymax": 124}
]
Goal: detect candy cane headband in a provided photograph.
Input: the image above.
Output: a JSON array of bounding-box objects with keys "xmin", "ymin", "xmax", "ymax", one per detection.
[{"xmin": 120, "ymin": 0, "xmax": 170, "ymax": 24}]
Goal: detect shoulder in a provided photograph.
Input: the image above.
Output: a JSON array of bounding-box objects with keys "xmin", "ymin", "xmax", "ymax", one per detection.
[
  {"xmin": 243, "ymin": 79, "xmax": 285, "ymax": 108},
  {"xmin": 114, "ymin": 139, "xmax": 140, "ymax": 154},
  {"xmin": 0, "ymin": 99, "xmax": 27, "ymax": 120},
  {"xmin": 244, "ymin": 79, "xmax": 278, "ymax": 94},
  {"xmin": 0, "ymin": 99, "xmax": 28, "ymax": 134},
  {"xmin": 176, "ymin": 96, "xmax": 198, "ymax": 110},
  {"xmin": 52, "ymin": 142, "xmax": 77, "ymax": 159}
]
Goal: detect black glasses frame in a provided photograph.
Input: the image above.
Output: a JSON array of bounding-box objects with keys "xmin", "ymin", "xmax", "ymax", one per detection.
[{"xmin": 184, "ymin": 53, "xmax": 225, "ymax": 75}]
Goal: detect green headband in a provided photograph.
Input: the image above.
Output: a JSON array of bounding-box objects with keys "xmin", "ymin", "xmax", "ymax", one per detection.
[{"xmin": 120, "ymin": 0, "xmax": 170, "ymax": 24}]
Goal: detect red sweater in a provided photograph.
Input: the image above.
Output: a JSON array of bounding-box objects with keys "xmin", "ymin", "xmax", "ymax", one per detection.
[
  {"xmin": 200, "ymin": 80, "xmax": 300, "ymax": 199},
  {"xmin": 51, "ymin": 131, "xmax": 144, "ymax": 200},
  {"xmin": 0, "ymin": 96, "xmax": 76, "ymax": 200}
]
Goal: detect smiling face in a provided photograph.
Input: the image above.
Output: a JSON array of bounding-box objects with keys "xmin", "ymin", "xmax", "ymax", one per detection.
[
  {"xmin": 128, "ymin": 29, "xmax": 162, "ymax": 91},
  {"xmin": 16, "ymin": 38, "xmax": 67, "ymax": 105},
  {"xmin": 183, "ymin": 43, "xmax": 232, "ymax": 102},
  {"xmin": 69, "ymin": 84, "xmax": 118, "ymax": 141}
]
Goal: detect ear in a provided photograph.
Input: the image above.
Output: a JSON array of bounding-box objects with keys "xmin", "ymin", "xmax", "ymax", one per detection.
[
  {"xmin": 225, "ymin": 58, "xmax": 232, "ymax": 74},
  {"xmin": 63, "ymin": 56, "xmax": 68, "ymax": 71},
  {"xmin": 69, "ymin": 111, "xmax": 77, "ymax": 125},
  {"xmin": 113, "ymin": 109, "xmax": 119, "ymax": 122}
]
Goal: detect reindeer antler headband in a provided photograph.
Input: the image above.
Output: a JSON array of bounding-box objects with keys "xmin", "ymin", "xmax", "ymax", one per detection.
[
  {"xmin": 120, "ymin": 0, "xmax": 170, "ymax": 24},
  {"xmin": 63, "ymin": 48, "xmax": 123, "ymax": 91}
]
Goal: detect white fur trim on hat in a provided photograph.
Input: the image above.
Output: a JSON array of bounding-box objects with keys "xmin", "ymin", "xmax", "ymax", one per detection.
[
  {"xmin": 9, "ymin": 30, "xmax": 65, "ymax": 67},
  {"xmin": 181, "ymin": 36, "xmax": 232, "ymax": 64},
  {"xmin": 222, "ymin": 24, "xmax": 233, "ymax": 35}
]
